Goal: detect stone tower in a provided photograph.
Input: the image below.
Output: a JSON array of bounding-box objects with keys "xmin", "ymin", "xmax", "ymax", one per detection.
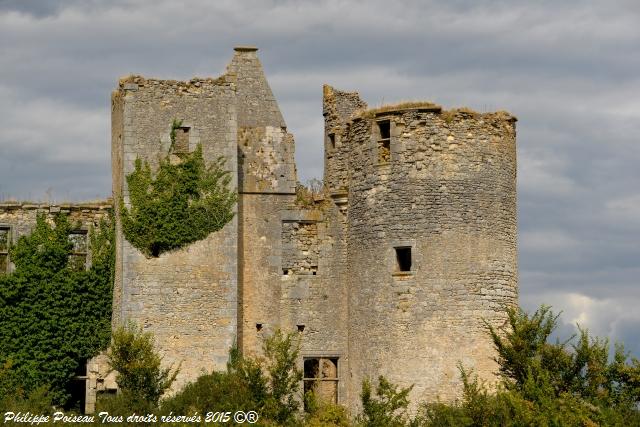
[
  {"xmin": 111, "ymin": 47, "xmax": 518, "ymax": 409},
  {"xmin": 322, "ymin": 88, "xmax": 518, "ymax": 406}
]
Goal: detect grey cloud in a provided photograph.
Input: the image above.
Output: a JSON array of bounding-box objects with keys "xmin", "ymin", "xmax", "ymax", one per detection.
[{"xmin": 1, "ymin": 0, "xmax": 639, "ymax": 355}]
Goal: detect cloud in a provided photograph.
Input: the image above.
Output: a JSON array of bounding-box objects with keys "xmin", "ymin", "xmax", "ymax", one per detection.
[
  {"xmin": 521, "ymin": 290, "xmax": 640, "ymax": 356},
  {"xmin": 1, "ymin": 0, "xmax": 639, "ymax": 355}
]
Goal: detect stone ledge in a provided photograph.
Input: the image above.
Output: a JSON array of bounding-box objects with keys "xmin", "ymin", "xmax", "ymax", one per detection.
[{"xmin": 234, "ymin": 45, "xmax": 258, "ymax": 52}]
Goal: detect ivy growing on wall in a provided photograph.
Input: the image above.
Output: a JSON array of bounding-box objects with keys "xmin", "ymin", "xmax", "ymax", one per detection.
[
  {"xmin": 121, "ymin": 120, "xmax": 237, "ymax": 257},
  {"xmin": 0, "ymin": 214, "xmax": 114, "ymax": 406}
]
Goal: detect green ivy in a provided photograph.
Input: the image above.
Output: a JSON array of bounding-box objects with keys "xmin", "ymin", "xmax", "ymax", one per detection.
[
  {"xmin": 121, "ymin": 121, "xmax": 237, "ymax": 257},
  {"xmin": 0, "ymin": 213, "xmax": 114, "ymax": 406}
]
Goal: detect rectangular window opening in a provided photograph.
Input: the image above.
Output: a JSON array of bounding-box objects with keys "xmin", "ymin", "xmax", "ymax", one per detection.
[
  {"xmin": 174, "ymin": 127, "xmax": 190, "ymax": 153},
  {"xmin": 328, "ymin": 133, "xmax": 336, "ymax": 150},
  {"xmin": 395, "ymin": 247, "xmax": 412, "ymax": 272},
  {"xmin": 303, "ymin": 357, "xmax": 339, "ymax": 409},
  {"xmin": 378, "ymin": 120, "xmax": 390, "ymax": 139},
  {"xmin": 377, "ymin": 120, "xmax": 391, "ymax": 163},
  {"xmin": 69, "ymin": 231, "xmax": 88, "ymax": 271}
]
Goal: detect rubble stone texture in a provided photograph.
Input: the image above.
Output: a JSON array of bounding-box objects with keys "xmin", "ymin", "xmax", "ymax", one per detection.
[
  {"xmin": 112, "ymin": 47, "xmax": 517, "ymax": 410},
  {"xmin": 1, "ymin": 46, "xmax": 518, "ymax": 413}
]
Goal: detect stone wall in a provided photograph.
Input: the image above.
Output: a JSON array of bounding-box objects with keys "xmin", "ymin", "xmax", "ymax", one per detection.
[
  {"xmin": 341, "ymin": 103, "xmax": 517, "ymax": 409},
  {"xmin": 282, "ymin": 201, "xmax": 350, "ymax": 405},
  {"xmin": 0, "ymin": 201, "xmax": 112, "ymax": 274},
  {"xmin": 107, "ymin": 47, "xmax": 517, "ymax": 411},
  {"xmin": 323, "ymin": 85, "xmax": 367, "ymax": 195},
  {"xmin": 111, "ymin": 70, "xmax": 239, "ymax": 391}
]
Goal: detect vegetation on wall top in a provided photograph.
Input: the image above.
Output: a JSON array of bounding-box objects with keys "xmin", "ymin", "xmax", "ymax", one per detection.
[{"xmin": 121, "ymin": 120, "xmax": 237, "ymax": 257}]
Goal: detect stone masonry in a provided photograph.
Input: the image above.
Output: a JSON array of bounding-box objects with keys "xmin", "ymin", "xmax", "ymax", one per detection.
[
  {"xmin": 0, "ymin": 201, "xmax": 112, "ymax": 275},
  {"xmin": 1, "ymin": 46, "xmax": 518, "ymax": 413},
  {"xmin": 110, "ymin": 46, "xmax": 518, "ymax": 411}
]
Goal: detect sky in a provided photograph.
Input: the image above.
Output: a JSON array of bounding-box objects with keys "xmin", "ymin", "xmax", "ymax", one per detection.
[{"xmin": 1, "ymin": 0, "xmax": 639, "ymax": 356}]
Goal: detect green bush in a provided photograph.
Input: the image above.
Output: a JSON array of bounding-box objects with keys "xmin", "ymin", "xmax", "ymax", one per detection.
[
  {"xmin": 121, "ymin": 120, "xmax": 236, "ymax": 257},
  {"xmin": 415, "ymin": 306, "xmax": 640, "ymax": 426},
  {"xmin": 0, "ymin": 214, "xmax": 113, "ymax": 406},
  {"xmin": 106, "ymin": 323, "xmax": 179, "ymax": 412},
  {"xmin": 261, "ymin": 330, "xmax": 303, "ymax": 424},
  {"xmin": 358, "ymin": 376, "xmax": 413, "ymax": 427},
  {"xmin": 160, "ymin": 331, "xmax": 302, "ymax": 426},
  {"xmin": 304, "ymin": 391, "xmax": 352, "ymax": 427}
]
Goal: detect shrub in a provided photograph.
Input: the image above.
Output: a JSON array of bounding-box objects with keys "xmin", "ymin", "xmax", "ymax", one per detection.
[
  {"xmin": 160, "ymin": 331, "xmax": 302, "ymax": 426},
  {"xmin": 304, "ymin": 391, "xmax": 352, "ymax": 427},
  {"xmin": 106, "ymin": 323, "xmax": 179, "ymax": 411},
  {"xmin": 261, "ymin": 330, "xmax": 303, "ymax": 425},
  {"xmin": 358, "ymin": 376, "xmax": 413, "ymax": 427}
]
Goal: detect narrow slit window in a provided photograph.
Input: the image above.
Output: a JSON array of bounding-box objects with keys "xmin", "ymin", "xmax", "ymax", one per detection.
[
  {"xmin": 395, "ymin": 247, "xmax": 412, "ymax": 272},
  {"xmin": 328, "ymin": 133, "xmax": 336, "ymax": 150},
  {"xmin": 377, "ymin": 120, "xmax": 391, "ymax": 163},
  {"xmin": 378, "ymin": 121, "xmax": 390, "ymax": 139},
  {"xmin": 0, "ymin": 227, "xmax": 9, "ymax": 275}
]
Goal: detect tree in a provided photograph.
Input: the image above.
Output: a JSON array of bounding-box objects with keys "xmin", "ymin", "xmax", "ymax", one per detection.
[
  {"xmin": 358, "ymin": 376, "xmax": 413, "ymax": 427},
  {"xmin": 418, "ymin": 305, "xmax": 640, "ymax": 426},
  {"xmin": 160, "ymin": 330, "xmax": 303, "ymax": 425},
  {"xmin": 106, "ymin": 322, "xmax": 178, "ymax": 411},
  {"xmin": 260, "ymin": 330, "xmax": 304, "ymax": 425}
]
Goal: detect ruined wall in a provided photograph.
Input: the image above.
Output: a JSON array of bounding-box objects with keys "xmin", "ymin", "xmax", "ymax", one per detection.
[
  {"xmin": 0, "ymin": 201, "xmax": 112, "ymax": 274},
  {"xmin": 343, "ymin": 105, "xmax": 517, "ymax": 409},
  {"xmin": 281, "ymin": 200, "xmax": 350, "ymax": 404},
  {"xmin": 111, "ymin": 73, "xmax": 239, "ymax": 390},
  {"xmin": 107, "ymin": 46, "xmax": 517, "ymax": 409},
  {"xmin": 323, "ymin": 85, "xmax": 367, "ymax": 195}
]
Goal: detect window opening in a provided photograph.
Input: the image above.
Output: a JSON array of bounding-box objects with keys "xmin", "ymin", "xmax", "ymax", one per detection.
[
  {"xmin": 378, "ymin": 121, "xmax": 390, "ymax": 139},
  {"xmin": 68, "ymin": 231, "xmax": 88, "ymax": 271},
  {"xmin": 174, "ymin": 127, "xmax": 190, "ymax": 153},
  {"xmin": 377, "ymin": 120, "xmax": 391, "ymax": 163},
  {"xmin": 256, "ymin": 323, "xmax": 263, "ymax": 332},
  {"xmin": 297, "ymin": 324, "xmax": 305, "ymax": 333},
  {"xmin": 328, "ymin": 133, "xmax": 336, "ymax": 150},
  {"xmin": 303, "ymin": 357, "xmax": 338, "ymax": 408},
  {"xmin": 0, "ymin": 227, "xmax": 9, "ymax": 275},
  {"xmin": 395, "ymin": 247, "xmax": 412, "ymax": 272}
]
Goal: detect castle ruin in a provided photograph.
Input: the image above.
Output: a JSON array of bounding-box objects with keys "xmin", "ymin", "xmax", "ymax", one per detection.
[{"xmin": 1, "ymin": 46, "xmax": 518, "ymax": 412}]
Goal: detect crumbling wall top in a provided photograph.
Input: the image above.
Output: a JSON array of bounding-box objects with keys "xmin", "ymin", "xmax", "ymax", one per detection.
[
  {"xmin": 0, "ymin": 200, "xmax": 113, "ymax": 212},
  {"xmin": 116, "ymin": 75, "xmax": 232, "ymax": 93}
]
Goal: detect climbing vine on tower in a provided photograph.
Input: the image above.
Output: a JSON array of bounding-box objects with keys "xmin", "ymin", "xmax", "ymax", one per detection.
[{"xmin": 121, "ymin": 120, "xmax": 237, "ymax": 257}]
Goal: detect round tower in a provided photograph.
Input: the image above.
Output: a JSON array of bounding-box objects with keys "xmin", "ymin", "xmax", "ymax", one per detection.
[{"xmin": 344, "ymin": 104, "xmax": 517, "ymax": 408}]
